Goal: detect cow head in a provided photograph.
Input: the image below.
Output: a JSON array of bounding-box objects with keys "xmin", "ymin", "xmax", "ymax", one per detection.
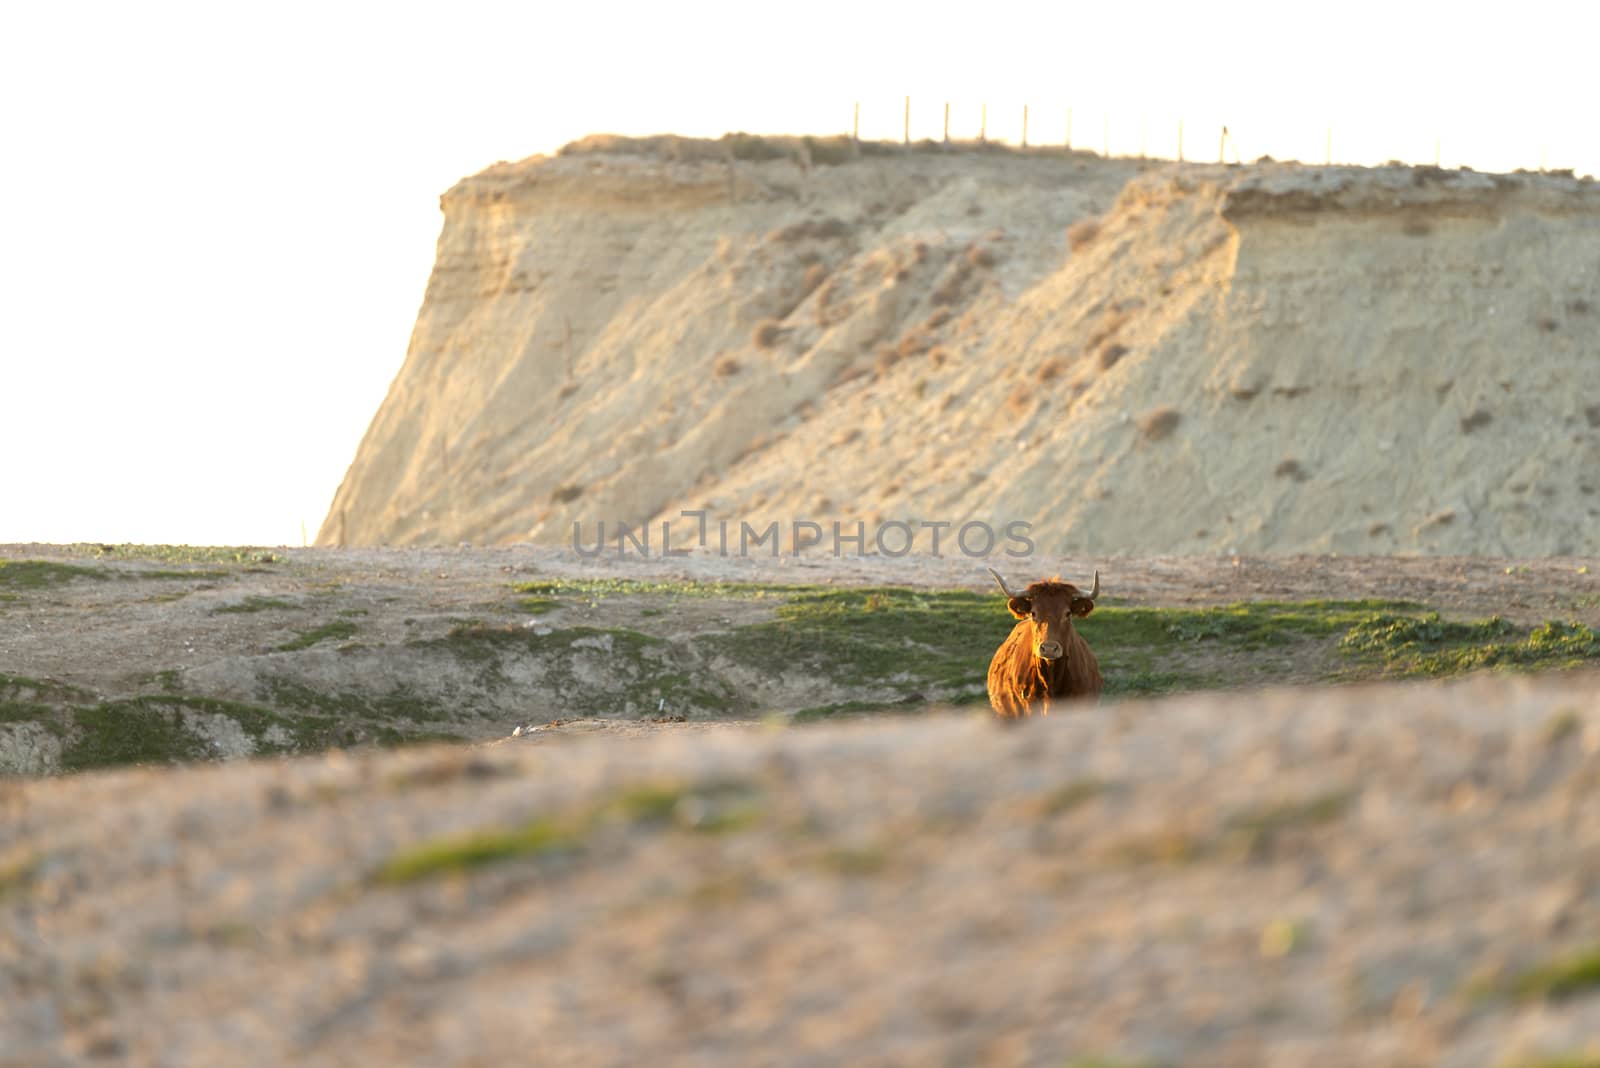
[{"xmin": 988, "ymin": 567, "xmax": 1099, "ymax": 661}]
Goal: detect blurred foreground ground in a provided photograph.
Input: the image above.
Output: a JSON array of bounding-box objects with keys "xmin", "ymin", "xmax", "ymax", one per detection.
[{"xmin": 5, "ymin": 669, "xmax": 1600, "ymax": 1067}]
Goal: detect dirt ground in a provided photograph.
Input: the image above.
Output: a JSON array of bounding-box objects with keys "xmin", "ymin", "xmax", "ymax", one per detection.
[
  {"xmin": 5, "ymin": 665, "xmax": 1600, "ymax": 1066},
  {"xmin": 4, "ymin": 542, "xmax": 1597, "ymax": 695},
  {"xmin": 5, "ymin": 545, "xmax": 1600, "ymax": 1065}
]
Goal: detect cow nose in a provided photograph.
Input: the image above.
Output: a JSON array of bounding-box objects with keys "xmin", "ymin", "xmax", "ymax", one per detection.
[{"xmin": 1037, "ymin": 641, "xmax": 1063, "ymax": 660}]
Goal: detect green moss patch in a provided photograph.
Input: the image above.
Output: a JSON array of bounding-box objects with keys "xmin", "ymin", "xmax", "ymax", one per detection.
[
  {"xmin": 0, "ymin": 560, "xmax": 106, "ymax": 590},
  {"xmin": 0, "ymin": 672, "xmax": 97, "ymax": 707},
  {"xmin": 0, "ymin": 557, "xmax": 231, "ymax": 591},
  {"xmin": 215, "ymin": 596, "xmax": 299, "ymax": 614},
  {"xmin": 375, "ymin": 818, "xmax": 580, "ymax": 884},
  {"xmin": 275, "ymin": 621, "xmax": 358, "ymax": 652},
  {"xmin": 1341, "ymin": 613, "xmax": 1600, "ymax": 676},
  {"xmin": 1505, "ymin": 946, "xmax": 1600, "ymax": 1001},
  {"xmin": 376, "ymin": 777, "xmax": 766, "ymax": 885}
]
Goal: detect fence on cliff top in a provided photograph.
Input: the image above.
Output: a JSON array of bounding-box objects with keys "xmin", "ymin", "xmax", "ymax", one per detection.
[{"xmin": 835, "ymin": 97, "xmax": 1587, "ymax": 177}]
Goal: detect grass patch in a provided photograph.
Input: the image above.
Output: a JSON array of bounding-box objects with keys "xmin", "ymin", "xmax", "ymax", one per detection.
[
  {"xmin": 376, "ymin": 777, "xmax": 765, "ymax": 885},
  {"xmin": 375, "ymin": 818, "xmax": 580, "ymax": 884},
  {"xmin": 600, "ymin": 778, "xmax": 765, "ymax": 834},
  {"xmin": 701, "ymin": 586, "xmax": 999, "ymax": 698},
  {"xmin": 0, "ymin": 558, "xmax": 230, "ymax": 592},
  {"xmin": 61, "ymin": 700, "xmax": 210, "ymax": 770},
  {"xmin": 1341, "ymin": 613, "xmax": 1600, "ymax": 676},
  {"xmin": 705, "ymin": 593, "xmax": 1405, "ymax": 707},
  {"xmin": 0, "ymin": 700, "xmax": 61, "ymax": 725},
  {"xmin": 1103, "ymin": 600, "xmax": 1421, "ymax": 649},
  {"xmin": 512, "ymin": 578, "xmax": 805, "ymax": 601},
  {"xmin": 257, "ymin": 677, "xmax": 444, "ymax": 734},
  {"xmin": 1497, "ymin": 1057, "xmax": 1600, "ymax": 1068},
  {"xmin": 813, "ymin": 845, "xmax": 891, "ymax": 876},
  {"xmin": 792, "ymin": 696, "xmax": 947, "ymax": 722},
  {"xmin": 1223, "ymin": 791, "xmax": 1353, "ymax": 855},
  {"xmin": 1505, "ymin": 946, "xmax": 1600, "ymax": 1001},
  {"xmin": 127, "ymin": 568, "xmax": 231, "ymax": 581},
  {"xmin": 0, "ymin": 672, "xmax": 97, "ymax": 706},
  {"xmin": 59, "ymin": 695, "xmax": 339, "ymax": 771},
  {"xmin": 1103, "ymin": 669, "xmax": 1222, "ymax": 699},
  {"xmin": 1038, "ymin": 779, "xmax": 1107, "ymax": 816},
  {"xmin": 0, "ymin": 851, "xmax": 39, "ymax": 901},
  {"xmin": 517, "ymin": 596, "xmax": 560, "ymax": 614},
  {"xmin": 214, "ymin": 596, "xmax": 299, "ymax": 614},
  {"xmin": 0, "ymin": 559, "xmax": 105, "ymax": 590},
  {"xmin": 68, "ymin": 544, "xmax": 281, "ymax": 565},
  {"xmin": 275, "ymin": 621, "xmax": 358, "ymax": 652}
]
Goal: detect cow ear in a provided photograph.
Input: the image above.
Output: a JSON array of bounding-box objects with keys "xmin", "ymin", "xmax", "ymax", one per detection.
[
  {"xmin": 1006, "ymin": 596, "xmax": 1032, "ymax": 620},
  {"xmin": 1071, "ymin": 597, "xmax": 1096, "ymax": 618}
]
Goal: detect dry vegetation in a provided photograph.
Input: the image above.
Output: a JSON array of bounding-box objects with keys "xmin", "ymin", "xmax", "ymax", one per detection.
[
  {"xmin": 751, "ymin": 320, "xmax": 785, "ymax": 349},
  {"xmin": 1138, "ymin": 405, "xmax": 1182, "ymax": 440},
  {"xmin": 1067, "ymin": 217, "xmax": 1101, "ymax": 251},
  {"xmin": 1034, "ymin": 359, "xmax": 1066, "ymax": 383}
]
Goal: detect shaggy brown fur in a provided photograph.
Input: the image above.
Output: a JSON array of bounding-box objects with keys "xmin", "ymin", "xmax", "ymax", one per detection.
[{"xmin": 986, "ymin": 575, "xmax": 1103, "ymax": 719}]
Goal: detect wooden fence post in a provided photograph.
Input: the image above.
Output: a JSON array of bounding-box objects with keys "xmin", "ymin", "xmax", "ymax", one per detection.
[
  {"xmin": 1219, "ymin": 126, "xmax": 1228, "ymax": 164},
  {"xmin": 943, "ymin": 101, "xmax": 950, "ymax": 144},
  {"xmin": 980, "ymin": 103, "xmax": 987, "ymax": 143},
  {"xmin": 1065, "ymin": 107, "xmax": 1072, "ymax": 149},
  {"xmin": 1178, "ymin": 120, "xmax": 1184, "ymax": 163},
  {"xmin": 852, "ymin": 102, "xmax": 859, "ymax": 143},
  {"xmin": 1022, "ymin": 105, "xmax": 1029, "ymax": 148},
  {"xmin": 904, "ymin": 96, "xmax": 910, "ymax": 145}
]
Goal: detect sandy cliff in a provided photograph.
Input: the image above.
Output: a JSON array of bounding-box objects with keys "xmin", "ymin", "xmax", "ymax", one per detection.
[{"xmin": 320, "ymin": 137, "xmax": 1600, "ymax": 554}]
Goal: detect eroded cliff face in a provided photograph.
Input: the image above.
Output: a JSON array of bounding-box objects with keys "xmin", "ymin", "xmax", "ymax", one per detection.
[{"xmin": 322, "ymin": 138, "xmax": 1600, "ymax": 554}]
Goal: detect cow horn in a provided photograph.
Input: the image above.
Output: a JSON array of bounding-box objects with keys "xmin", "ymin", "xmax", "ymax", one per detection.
[
  {"xmin": 987, "ymin": 567, "xmax": 1021, "ymax": 599},
  {"xmin": 1083, "ymin": 570, "xmax": 1100, "ymax": 599}
]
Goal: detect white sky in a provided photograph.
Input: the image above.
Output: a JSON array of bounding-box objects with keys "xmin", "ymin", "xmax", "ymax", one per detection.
[{"xmin": 2, "ymin": 0, "xmax": 1595, "ymax": 546}]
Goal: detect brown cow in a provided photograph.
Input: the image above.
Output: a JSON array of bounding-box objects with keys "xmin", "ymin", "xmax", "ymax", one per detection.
[{"xmin": 985, "ymin": 567, "xmax": 1103, "ymax": 718}]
